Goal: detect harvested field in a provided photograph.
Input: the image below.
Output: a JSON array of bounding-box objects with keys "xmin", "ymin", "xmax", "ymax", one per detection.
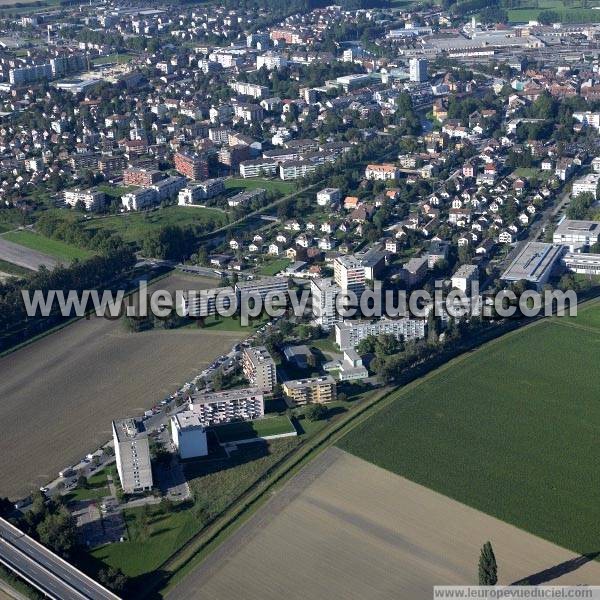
[
  {"xmin": 169, "ymin": 448, "xmax": 600, "ymax": 600},
  {"xmin": 0, "ymin": 274, "xmax": 241, "ymax": 499}
]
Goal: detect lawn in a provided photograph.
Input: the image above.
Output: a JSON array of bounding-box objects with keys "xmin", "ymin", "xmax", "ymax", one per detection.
[
  {"xmin": 213, "ymin": 416, "xmax": 296, "ymax": 443},
  {"xmin": 90, "ymin": 439, "xmax": 299, "ymax": 579},
  {"xmin": 2, "ymin": 230, "xmax": 93, "ymax": 261},
  {"xmin": 96, "ymin": 184, "xmax": 137, "ymax": 199},
  {"xmin": 506, "ymin": 0, "xmax": 600, "ymax": 21},
  {"xmin": 0, "ymin": 258, "xmax": 32, "ymax": 278},
  {"xmin": 197, "ymin": 313, "xmax": 269, "ymax": 332},
  {"xmin": 256, "ymin": 258, "xmax": 291, "ymax": 276},
  {"xmin": 66, "ymin": 470, "xmax": 109, "ymax": 503},
  {"xmin": 225, "ymin": 177, "xmax": 294, "ymax": 196},
  {"xmin": 86, "ymin": 206, "xmax": 227, "ymax": 244},
  {"xmin": 338, "ymin": 307, "xmax": 600, "ymax": 556}
]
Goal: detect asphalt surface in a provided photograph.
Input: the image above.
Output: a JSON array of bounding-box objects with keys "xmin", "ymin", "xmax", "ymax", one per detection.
[
  {"xmin": 0, "ymin": 518, "xmax": 119, "ymax": 600},
  {"xmin": 0, "ymin": 237, "xmax": 60, "ymax": 271}
]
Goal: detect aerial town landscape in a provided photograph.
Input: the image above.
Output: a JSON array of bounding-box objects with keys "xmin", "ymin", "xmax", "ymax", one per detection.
[{"xmin": 1, "ymin": 0, "xmax": 600, "ymax": 598}]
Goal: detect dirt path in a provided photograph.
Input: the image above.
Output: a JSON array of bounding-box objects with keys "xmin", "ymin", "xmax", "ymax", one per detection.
[{"xmin": 168, "ymin": 448, "xmax": 600, "ymax": 600}]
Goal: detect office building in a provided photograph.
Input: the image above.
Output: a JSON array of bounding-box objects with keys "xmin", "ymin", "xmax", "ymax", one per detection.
[
  {"xmin": 174, "ymin": 151, "xmax": 209, "ymax": 180},
  {"xmin": 334, "ymin": 318, "xmax": 427, "ymax": 351},
  {"xmin": 282, "ymin": 376, "xmax": 337, "ymax": 406},
  {"xmin": 409, "ymin": 57, "xmax": 428, "ymax": 82},
  {"xmin": 242, "ymin": 346, "xmax": 277, "ymax": 393},
  {"xmin": 500, "ymin": 242, "xmax": 564, "ymax": 290},
  {"xmin": 189, "ymin": 388, "xmax": 264, "ymax": 426},
  {"xmin": 112, "ymin": 418, "xmax": 153, "ymax": 494},
  {"xmin": 334, "ymin": 255, "xmax": 366, "ymax": 296},
  {"xmin": 562, "ymin": 252, "xmax": 600, "ymax": 275},
  {"xmin": 311, "ymin": 277, "xmax": 341, "ymax": 330},
  {"xmin": 170, "ymin": 411, "xmax": 208, "ymax": 459},
  {"xmin": 63, "ymin": 189, "xmax": 106, "ymax": 211},
  {"xmin": 553, "ymin": 219, "xmax": 600, "ymax": 251}
]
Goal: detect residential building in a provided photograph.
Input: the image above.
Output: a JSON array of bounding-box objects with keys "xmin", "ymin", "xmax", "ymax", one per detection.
[
  {"xmin": 451, "ymin": 264, "xmax": 479, "ymax": 293},
  {"xmin": 242, "ymin": 346, "xmax": 277, "ymax": 393},
  {"xmin": 178, "ymin": 179, "xmax": 225, "ymax": 205},
  {"xmin": 317, "ymin": 187, "xmax": 342, "ymax": 206},
  {"xmin": 235, "ymin": 276, "xmax": 289, "ymax": 300},
  {"xmin": 311, "ymin": 277, "xmax": 341, "ymax": 330},
  {"xmin": 63, "ymin": 189, "xmax": 106, "ymax": 211},
  {"xmin": 365, "ymin": 163, "xmax": 399, "ymax": 181},
  {"xmin": 338, "ymin": 349, "xmax": 369, "ymax": 381},
  {"xmin": 123, "ymin": 168, "xmax": 164, "ymax": 187},
  {"xmin": 409, "ymin": 57, "xmax": 428, "ymax": 82},
  {"xmin": 174, "ymin": 151, "xmax": 209, "ymax": 180},
  {"xmin": 399, "ymin": 256, "xmax": 428, "ymax": 287},
  {"xmin": 179, "ymin": 286, "xmax": 236, "ymax": 317},
  {"xmin": 112, "ymin": 418, "xmax": 153, "ymax": 494},
  {"xmin": 282, "ymin": 376, "xmax": 337, "ymax": 406},
  {"xmin": 230, "ymin": 81, "xmax": 269, "ymax": 99},
  {"xmin": 239, "ymin": 158, "xmax": 278, "ymax": 178},
  {"xmin": 170, "ymin": 411, "xmax": 208, "ymax": 459},
  {"xmin": 189, "ymin": 388, "xmax": 264, "ymax": 426},
  {"xmin": 334, "ymin": 318, "xmax": 427, "ymax": 351},
  {"xmin": 121, "ymin": 187, "xmax": 157, "ymax": 211},
  {"xmin": 334, "ymin": 255, "xmax": 366, "ymax": 296}
]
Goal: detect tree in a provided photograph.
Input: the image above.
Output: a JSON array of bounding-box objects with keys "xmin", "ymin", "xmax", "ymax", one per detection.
[
  {"xmin": 37, "ymin": 509, "xmax": 77, "ymax": 557},
  {"xmin": 478, "ymin": 541, "xmax": 498, "ymax": 585},
  {"xmin": 98, "ymin": 567, "xmax": 128, "ymax": 594},
  {"xmin": 538, "ymin": 9, "xmax": 560, "ymax": 24},
  {"xmin": 305, "ymin": 403, "xmax": 328, "ymax": 422},
  {"xmin": 0, "ymin": 497, "xmax": 13, "ymax": 518},
  {"xmin": 77, "ymin": 475, "xmax": 88, "ymax": 489}
]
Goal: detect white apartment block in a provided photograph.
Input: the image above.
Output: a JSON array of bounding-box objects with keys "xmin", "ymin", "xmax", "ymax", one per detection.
[
  {"xmin": 279, "ymin": 161, "xmax": 318, "ymax": 180},
  {"xmin": 178, "ymin": 178, "xmax": 225, "ymax": 205},
  {"xmin": 409, "ymin": 57, "xmax": 428, "ymax": 82},
  {"xmin": 189, "ymin": 388, "xmax": 264, "ymax": 426},
  {"xmin": 112, "ymin": 418, "xmax": 153, "ymax": 494},
  {"xmin": 230, "ymin": 81, "xmax": 269, "ymax": 99},
  {"xmin": 171, "ymin": 411, "xmax": 208, "ymax": 459},
  {"xmin": 64, "ymin": 189, "xmax": 106, "ymax": 211},
  {"xmin": 573, "ymin": 111, "xmax": 600, "ymax": 132},
  {"xmin": 235, "ymin": 276, "xmax": 289, "ymax": 300},
  {"xmin": 572, "ymin": 173, "xmax": 600, "ymax": 199},
  {"xmin": 317, "ymin": 187, "xmax": 341, "ymax": 206},
  {"xmin": 239, "ymin": 158, "xmax": 278, "ymax": 178},
  {"xmin": 242, "ymin": 346, "xmax": 277, "ymax": 393},
  {"xmin": 256, "ymin": 52, "xmax": 288, "ymax": 70},
  {"xmin": 451, "ymin": 264, "xmax": 479, "ymax": 293},
  {"xmin": 334, "ymin": 318, "xmax": 427, "ymax": 351},
  {"xmin": 334, "ymin": 255, "xmax": 366, "ymax": 295},
  {"xmin": 179, "ymin": 286, "xmax": 236, "ymax": 317},
  {"xmin": 121, "ymin": 187, "xmax": 158, "ymax": 211},
  {"xmin": 311, "ymin": 277, "xmax": 341, "ymax": 330}
]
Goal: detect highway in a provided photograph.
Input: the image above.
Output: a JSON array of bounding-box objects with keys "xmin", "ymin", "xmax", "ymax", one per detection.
[{"xmin": 0, "ymin": 518, "xmax": 119, "ymax": 600}]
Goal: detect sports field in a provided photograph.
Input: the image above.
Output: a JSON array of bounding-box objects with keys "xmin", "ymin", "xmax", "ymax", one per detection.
[{"xmin": 338, "ymin": 304, "xmax": 600, "ymax": 556}]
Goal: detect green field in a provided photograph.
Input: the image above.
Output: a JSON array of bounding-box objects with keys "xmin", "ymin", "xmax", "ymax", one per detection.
[
  {"xmin": 96, "ymin": 184, "xmax": 137, "ymax": 199},
  {"xmin": 225, "ymin": 177, "xmax": 294, "ymax": 196},
  {"xmin": 66, "ymin": 470, "xmax": 109, "ymax": 503},
  {"xmin": 86, "ymin": 206, "xmax": 227, "ymax": 244},
  {"xmin": 91, "ymin": 439, "xmax": 299, "ymax": 579},
  {"xmin": 506, "ymin": 0, "xmax": 600, "ymax": 22},
  {"xmin": 214, "ymin": 416, "xmax": 296, "ymax": 443},
  {"xmin": 2, "ymin": 230, "xmax": 93, "ymax": 261},
  {"xmin": 0, "ymin": 258, "xmax": 32, "ymax": 278},
  {"xmin": 338, "ymin": 306, "xmax": 600, "ymax": 556},
  {"xmin": 257, "ymin": 258, "xmax": 291, "ymax": 276}
]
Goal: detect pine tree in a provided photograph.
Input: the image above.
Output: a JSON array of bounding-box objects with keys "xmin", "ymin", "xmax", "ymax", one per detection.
[{"xmin": 478, "ymin": 541, "xmax": 498, "ymax": 585}]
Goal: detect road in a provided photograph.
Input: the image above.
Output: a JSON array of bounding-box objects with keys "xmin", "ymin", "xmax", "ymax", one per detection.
[
  {"xmin": 0, "ymin": 518, "xmax": 119, "ymax": 600},
  {"xmin": 0, "ymin": 237, "xmax": 60, "ymax": 271}
]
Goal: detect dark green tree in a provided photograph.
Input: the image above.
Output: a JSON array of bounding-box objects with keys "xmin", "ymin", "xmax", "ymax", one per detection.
[{"xmin": 478, "ymin": 541, "xmax": 498, "ymax": 586}]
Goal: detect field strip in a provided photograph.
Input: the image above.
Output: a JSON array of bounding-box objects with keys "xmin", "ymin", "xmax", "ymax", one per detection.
[
  {"xmin": 169, "ymin": 448, "xmax": 600, "ymax": 600},
  {"xmin": 550, "ymin": 318, "xmax": 600, "ymax": 336}
]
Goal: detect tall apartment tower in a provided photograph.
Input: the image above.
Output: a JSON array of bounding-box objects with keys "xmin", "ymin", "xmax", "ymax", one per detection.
[
  {"xmin": 409, "ymin": 58, "xmax": 428, "ymax": 82},
  {"xmin": 333, "ymin": 255, "xmax": 366, "ymax": 297},
  {"xmin": 112, "ymin": 418, "xmax": 153, "ymax": 494},
  {"xmin": 242, "ymin": 346, "xmax": 277, "ymax": 393},
  {"xmin": 311, "ymin": 277, "xmax": 341, "ymax": 331}
]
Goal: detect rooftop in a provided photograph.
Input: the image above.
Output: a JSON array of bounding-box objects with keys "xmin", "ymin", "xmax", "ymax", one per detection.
[{"xmin": 501, "ymin": 242, "xmax": 564, "ymax": 283}]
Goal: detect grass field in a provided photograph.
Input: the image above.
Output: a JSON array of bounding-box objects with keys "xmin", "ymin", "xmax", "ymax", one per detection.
[
  {"xmin": 225, "ymin": 177, "xmax": 294, "ymax": 196},
  {"xmin": 87, "ymin": 206, "xmax": 227, "ymax": 244},
  {"xmin": 2, "ymin": 230, "xmax": 92, "ymax": 262},
  {"xmin": 66, "ymin": 470, "xmax": 109, "ymax": 503},
  {"xmin": 0, "ymin": 258, "xmax": 32, "ymax": 278},
  {"xmin": 96, "ymin": 184, "xmax": 137, "ymax": 199},
  {"xmin": 213, "ymin": 416, "xmax": 296, "ymax": 443},
  {"xmin": 256, "ymin": 258, "xmax": 291, "ymax": 276},
  {"xmin": 505, "ymin": 0, "xmax": 600, "ymax": 22},
  {"xmin": 338, "ymin": 305, "xmax": 600, "ymax": 557},
  {"xmin": 91, "ymin": 439, "xmax": 299, "ymax": 579}
]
